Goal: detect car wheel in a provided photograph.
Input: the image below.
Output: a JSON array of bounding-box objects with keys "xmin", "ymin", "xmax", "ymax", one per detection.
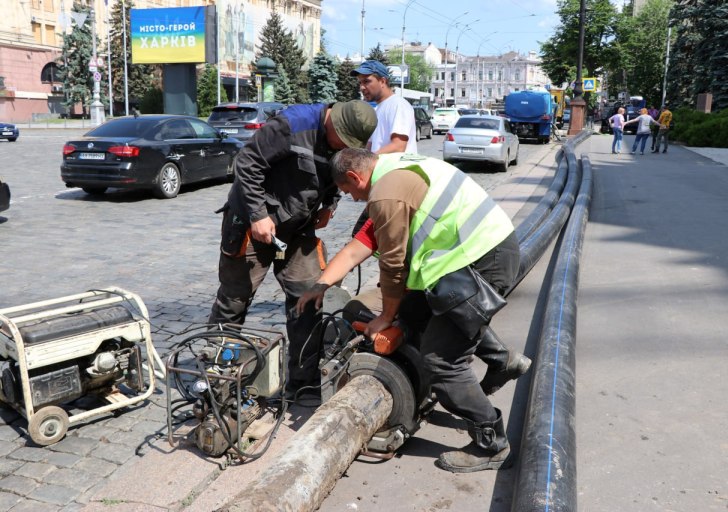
[
  {"xmin": 426, "ymin": 126, "xmax": 432, "ymax": 139},
  {"xmin": 154, "ymin": 162, "xmax": 181, "ymax": 199},
  {"xmin": 8, "ymin": 137, "xmax": 17, "ymax": 142},
  {"xmin": 512, "ymin": 149, "xmax": 519, "ymax": 166},
  {"xmin": 499, "ymin": 152, "xmax": 509, "ymax": 172},
  {"xmin": 416, "ymin": 127, "xmax": 421, "ymax": 142},
  {"xmin": 82, "ymin": 186, "xmax": 107, "ymax": 195}
]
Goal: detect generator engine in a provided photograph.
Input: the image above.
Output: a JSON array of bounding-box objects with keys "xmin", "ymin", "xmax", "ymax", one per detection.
[
  {"xmin": 165, "ymin": 326, "xmax": 285, "ymax": 459},
  {"xmin": 0, "ymin": 288, "xmax": 161, "ymax": 446}
]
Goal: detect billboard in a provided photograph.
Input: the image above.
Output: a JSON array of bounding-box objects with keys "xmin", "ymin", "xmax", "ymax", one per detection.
[{"xmin": 131, "ymin": 7, "xmax": 206, "ymax": 64}]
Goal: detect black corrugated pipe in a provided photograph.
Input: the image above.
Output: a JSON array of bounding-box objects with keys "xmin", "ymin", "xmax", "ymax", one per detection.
[
  {"xmin": 515, "ymin": 157, "xmax": 568, "ymax": 244},
  {"xmin": 505, "ymin": 149, "xmax": 581, "ymax": 298},
  {"xmin": 511, "ymin": 155, "xmax": 593, "ymax": 512}
]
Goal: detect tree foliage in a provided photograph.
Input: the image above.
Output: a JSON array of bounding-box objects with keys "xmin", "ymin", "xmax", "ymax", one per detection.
[
  {"xmin": 274, "ymin": 64, "xmax": 296, "ymax": 104},
  {"xmin": 367, "ymin": 44, "xmax": 390, "ymax": 65},
  {"xmin": 386, "ymin": 51, "xmax": 435, "ymax": 93},
  {"xmin": 57, "ymin": 1, "xmax": 105, "ymax": 115},
  {"xmin": 336, "ymin": 58, "xmax": 360, "ymax": 101},
  {"xmin": 256, "ymin": 12, "xmax": 307, "ymax": 102},
  {"xmin": 197, "ymin": 64, "xmax": 228, "ymax": 117},
  {"xmin": 308, "ymin": 52, "xmax": 338, "ymax": 103},
  {"xmin": 108, "ymin": 0, "xmax": 155, "ymax": 110}
]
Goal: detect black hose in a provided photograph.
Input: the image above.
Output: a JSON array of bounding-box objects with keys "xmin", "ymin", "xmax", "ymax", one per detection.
[
  {"xmin": 515, "ymin": 157, "xmax": 568, "ymax": 244},
  {"xmin": 511, "ymin": 154, "xmax": 593, "ymax": 512}
]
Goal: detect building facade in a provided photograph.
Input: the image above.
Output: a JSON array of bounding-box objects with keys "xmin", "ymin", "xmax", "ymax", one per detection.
[
  {"xmin": 0, "ymin": 0, "xmax": 321, "ymax": 122},
  {"xmin": 430, "ymin": 50, "xmax": 550, "ymax": 107}
]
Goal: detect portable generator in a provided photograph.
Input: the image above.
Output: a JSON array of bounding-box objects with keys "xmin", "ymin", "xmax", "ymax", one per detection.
[
  {"xmin": 165, "ymin": 326, "xmax": 285, "ymax": 460},
  {"xmin": 0, "ymin": 288, "xmax": 162, "ymax": 446}
]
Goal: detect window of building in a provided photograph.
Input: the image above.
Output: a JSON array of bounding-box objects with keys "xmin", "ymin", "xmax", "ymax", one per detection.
[
  {"xmin": 32, "ymin": 22, "xmax": 42, "ymax": 44},
  {"xmin": 460, "ymin": 89, "xmax": 465, "ymax": 98},
  {"xmin": 31, "ymin": 0, "xmax": 41, "ymax": 8},
  {"xmin": 478, "ymin": 71, "xmax": 483, "ymax": 80},
  {"xmin": 497, "ymin": 71, "xmax": 502, "ymax": 81},
  {"xmin": 461, "ymin": 71, "xmax": 466, "ymax": 81},
  {"xmin": 41, "ymin": 62, "xmax": 60, "ymax": 83},
  {"xmin": 515, "ymin": 69, "xmax": 521, "ymax": 81},
  {"xmin": 450, "ymin": 88, "xmax": 454, "ymax": 98},
  {"xmin": 44, "ymin": 24, "xmax": 56, "ymax": 45},
  {"xmin": 487, "ymin": 87, "xmax": 493, "ymax": 97},
  {"xmin": 488, "ymin": 70, "xmax": 493, "ymax": 81},
  {"xmin": 44, "ymin": 0, "xmax": 54, "ymax": 12},
  {"xmin": 450, "ymin": 72, "xmax": 454, "ymax": 81}
]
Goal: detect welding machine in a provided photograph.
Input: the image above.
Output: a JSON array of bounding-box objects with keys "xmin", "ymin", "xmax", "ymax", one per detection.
[{"xmin": 0, "ymin": 288, "xmax": 162, "ymax": 446}]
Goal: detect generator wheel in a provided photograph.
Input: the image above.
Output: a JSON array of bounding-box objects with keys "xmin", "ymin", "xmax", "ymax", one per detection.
[{"xmin": 28, "ymin": 406, "xmax": 69, "ymax": 446}]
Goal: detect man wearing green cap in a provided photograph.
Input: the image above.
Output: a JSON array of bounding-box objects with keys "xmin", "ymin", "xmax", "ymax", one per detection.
[{"xmin": 209, "ymin": 100, "xmax": 377, "ymax": 396}]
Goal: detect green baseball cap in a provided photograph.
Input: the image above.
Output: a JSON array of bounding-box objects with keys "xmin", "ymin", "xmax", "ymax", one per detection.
[{"xmin": 330, "ymin": 100, "xmax": 377, "ymax": 149}]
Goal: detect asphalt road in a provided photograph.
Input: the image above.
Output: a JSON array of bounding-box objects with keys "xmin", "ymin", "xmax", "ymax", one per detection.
[{"xmin": 0, "ymin": 129, "xmax": 553, "ymax": 511}]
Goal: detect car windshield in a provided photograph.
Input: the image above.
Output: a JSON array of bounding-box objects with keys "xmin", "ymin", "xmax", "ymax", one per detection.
[
  {"xmin": 434, "ymin": 109, "xmax": 457, "ymax": 116},
  {"xmin": 458, "ymin": 109, "xmax": 478, "ymax": 115},
  {"xmin": 456, "ymin": 118, "xmax": 500, "ymax": 130},
  {"xmin": 208, "ymin": 107, "xmax": 258, "ymax": 122},
  {"xmin": 86, "ymin": 118, "xmax": 158, "ymax": 138}
]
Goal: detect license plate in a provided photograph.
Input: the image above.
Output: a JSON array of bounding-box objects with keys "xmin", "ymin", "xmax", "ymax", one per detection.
[
  {"xmin": 220, "ymin": 128, "xmax": 238, "ymax": 134},
  {"xmin": 462, "ymin": 147, "xmax": 483, "ymax": 154},
  {"xmin": 79, "ymin": 152, "xmax": 105, "ymax": 160},
  {"xmin": 2, "ymin": 131, "xmax": 12, "ymax": 136}
]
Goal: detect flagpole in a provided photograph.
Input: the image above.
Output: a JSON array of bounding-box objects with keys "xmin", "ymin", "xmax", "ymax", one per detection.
[
  {"xmin": 122, "ymin": 0, "xmax": 129, "ymax": 115},
  {"xmin": 106, "ymin": 3, "xmax": 113, "ymax": 118}
]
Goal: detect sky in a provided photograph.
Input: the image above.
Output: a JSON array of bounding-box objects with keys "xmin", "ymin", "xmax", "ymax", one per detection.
[{"xmin": 321, "ymin": 0, "xmax": 562, "ymax": 60}]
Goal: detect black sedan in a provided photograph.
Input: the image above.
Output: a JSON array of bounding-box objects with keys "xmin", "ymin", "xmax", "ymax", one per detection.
[
  {"xmin": 1, "ymin": 122, "xmax": 19, "ymax": 142},
  {"xmin": 61, "ymin": 115, "xmax": 243, "ymax": 199}
]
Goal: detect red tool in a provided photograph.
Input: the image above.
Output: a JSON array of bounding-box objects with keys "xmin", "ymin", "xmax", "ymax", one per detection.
[{"xmin": 351, "ymin": 321, "xmax": 404, "ymax": 355}]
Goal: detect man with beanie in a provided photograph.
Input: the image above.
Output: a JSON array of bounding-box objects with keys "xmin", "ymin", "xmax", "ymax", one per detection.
[
  {"xmin": 209, "ymin": 100, "xmax": 377, "ymax": 396},
  {"xmin": 351, "ymin": 60, "xmax": 417, "ymax": 154}
]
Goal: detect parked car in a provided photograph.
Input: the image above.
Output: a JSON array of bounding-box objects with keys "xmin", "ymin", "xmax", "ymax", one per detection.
[
  {"xmin": 61, "ymin": 115, "xmax": 243, "ymax": 199},
  {"xmin": 207, "ymin": 102, "xmax": 285, "ymax": 143},
  {"xmin": 458, "ymin": 108, "xmax": 479, "ymax": 116},
  {"xmin": 0, "ymin": 122, "xmax": 19, "ymax": 142},
  {"xmin": 432, "ymin": 107, "xmax": 460, "ymax": 134},
  {"xmin": 413, "ymin": 106, "xmax": 433, "ymax": 141},
  {"xmin": 443, "ymin": 115, "xmax": 520, "ymax": 172},
  {"xmin": 0, "ymin": 177, "xmax": 9, "ymax": 212},
  {"xmin": 562, "ymin": 108, "xmax": 571, "ymax": 124}
]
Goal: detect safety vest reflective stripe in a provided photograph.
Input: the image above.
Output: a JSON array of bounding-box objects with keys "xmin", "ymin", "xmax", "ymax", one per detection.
[
  {"xmin": 410, "ymin": 171, "xmax": 465, "ymax": 257},
  {"xmin": 427, "ymin": 195, "xmax": 497, "ymax": 260}
]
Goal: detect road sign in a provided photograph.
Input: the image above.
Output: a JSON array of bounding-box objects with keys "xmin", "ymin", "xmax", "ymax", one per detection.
[
  {"xmin": 583, "ymin": 77, "xmax": 596, "ymax": 91},
  {"xmin": 93, "ymin": 71, "xmax": 102, "ymax": 82},
  {"xmin": 387, "ymin": 65, "xmax": 410, "ymax": 85}
]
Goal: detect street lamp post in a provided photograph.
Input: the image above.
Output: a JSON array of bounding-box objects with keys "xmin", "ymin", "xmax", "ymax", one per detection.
[
  {"xmin": 453, "ymin": 20, "xmax": 479, "ymax": 107},
  {"xmin": 399, "ymin": 0, "xmax": 416, "ymax": 96},
  {"xmin": 443, "ymin": 12, "xmax": 468, "ymax": 106},
  {"xmin": 89, "ymin": 5, "xmax": 105, "ymax": 126},
  {"xmin": 661, "ymin": 25, "xmax": 672, "ymax": 108},
  {"xmin": 568, "ymin": 0, "xmax": 587, "ymax": 135}
]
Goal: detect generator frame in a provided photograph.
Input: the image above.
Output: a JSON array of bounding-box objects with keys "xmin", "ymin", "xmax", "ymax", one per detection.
[{"xmin": 0, "ymin": 287, "xmax": 162, "ymax": 445}]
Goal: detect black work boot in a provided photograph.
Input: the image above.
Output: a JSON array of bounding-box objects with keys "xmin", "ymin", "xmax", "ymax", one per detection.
[
  {"xmin": 475, "ymin": 327, "xmax": 531, "ymax": 395},
  {"xmin": 436, "ymin": 409, "xmax": 511, "ymax": 473}
]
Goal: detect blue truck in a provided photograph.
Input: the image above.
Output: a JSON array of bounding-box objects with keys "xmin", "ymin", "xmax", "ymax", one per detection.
[{"xmin": 504, "ymin": 90, "xmax": 554, "ymax": 143}]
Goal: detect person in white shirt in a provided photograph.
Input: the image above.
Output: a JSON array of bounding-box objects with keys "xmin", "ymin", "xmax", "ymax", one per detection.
[
  {"xmin": 350, "ymin": 60, "xmax": 417, "ymax": 154},
  {"xmin": 609, "ymin": 107, "xmax": 625, "ymax": 154}
]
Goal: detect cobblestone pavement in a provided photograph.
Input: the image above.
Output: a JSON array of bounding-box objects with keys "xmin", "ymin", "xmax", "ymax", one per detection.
[{"xmin": 0, "ymin": 130, "xmax": 552, "ymax": 510}]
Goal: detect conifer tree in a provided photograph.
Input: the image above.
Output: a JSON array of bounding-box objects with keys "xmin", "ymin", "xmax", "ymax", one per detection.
[
  {"xmin": 108, "ymin": 0, "xmax": 155, "ymax": 111},
  {"xmin": 57, "ymin": 1, "xmax": 105, "ymax": 115},
  {"xmin": 336, "ymin": 57, "xmax": 360, "ymax": 101},
  {"xmin": 256, "ymin": 12, "xmax": 306, "ymax": 102},
  {"xmin": 308, "ymin": 52, "xmax": 338, "ymax": 103},
  {"xmin": 367, "ymin": 44, "xmax": 390, "ymax": 65},
  {"xmin": 197, "ymin": 64, "xmax": 228, "ymax": 116},
  {"xmin": 274, "ymin": 65, "xmax": 296, "ymax": 105}
]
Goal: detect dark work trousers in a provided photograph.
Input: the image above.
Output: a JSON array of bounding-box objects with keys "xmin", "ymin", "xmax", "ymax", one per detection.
[
  {"xmin": 209, "ymin": 233, "xmax": 327, "ymax": 390},
  {"xmin": 421, "ymin": 231, "xmax": 520, "ymax": 424}
]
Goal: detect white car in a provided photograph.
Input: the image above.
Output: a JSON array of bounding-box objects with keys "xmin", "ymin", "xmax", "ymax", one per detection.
[
  {"xmin": 443, "ymin": 115, "xmax": 520, "ymax": 172},
  {"xmin": 432, "ymin": 108, "xmax": 460, "ymax": 134}
]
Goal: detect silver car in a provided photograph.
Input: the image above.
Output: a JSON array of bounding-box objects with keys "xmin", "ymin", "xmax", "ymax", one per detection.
[{"xmin": 443, "ymin": 115, "xmax": 520, "ymax": 172}]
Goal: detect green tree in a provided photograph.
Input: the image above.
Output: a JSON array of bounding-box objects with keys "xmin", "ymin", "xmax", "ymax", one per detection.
[
  {"xmin": 256, "ymin": 12, "xmax": 307, "ymax": 102},
  {"xmin": 336, "ymin": 57, "xmax": 360, "ymax": 101},
  {"xmin": 386, "ymin": 51, "xmax": 434, "ymax": 92},
  {"xmin": 108, "ymin": 0, "xmax": 155, "ymax": 112},
  {"xmin": 366, "ymin": 44, "xmax": 390, "ymax": 65},
  {"xmin": 615, "ymin": 0, "xmax": 672, "ymax": 107},
  {"xmin": 274, "ymin": 64, "xmax": 296, "ymax": 104},
  {"xmin": 308, "ymin": 52, "xmax": 338, "ymax": 103},
  {"xmin": 197, "ymin": 64, "xmax": 228, "ymax": 117},
  {"xmin": 57, "ymin": 1, "xmax": 105, "ymax": 116},
  {"xmin": 539, "ymin": 0, "xmax": 620, "ymax": 88}
]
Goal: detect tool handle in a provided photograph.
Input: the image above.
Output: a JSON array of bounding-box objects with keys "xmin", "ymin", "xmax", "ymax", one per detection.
[{"xmin": 351, "ymin": 321, "xmax": 404, "ymax": 355}]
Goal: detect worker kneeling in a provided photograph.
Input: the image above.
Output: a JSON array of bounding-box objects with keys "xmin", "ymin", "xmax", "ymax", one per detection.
[{"xmin": 296, "ymin": 150, "xmax": 529, "ymax": 473}]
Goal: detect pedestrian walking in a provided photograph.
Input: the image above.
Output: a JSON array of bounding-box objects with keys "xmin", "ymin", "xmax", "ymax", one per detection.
[
  {"xmin": 609, "ymin": 107, "xmax": 626, "ymax": 154},
  {"xmin": 624, "ymin": 108, "xmax": 661, "ymax": 155},
  {"xmin": 652, "ymin": 104, "xmax": 673, "ymax": 153}
]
